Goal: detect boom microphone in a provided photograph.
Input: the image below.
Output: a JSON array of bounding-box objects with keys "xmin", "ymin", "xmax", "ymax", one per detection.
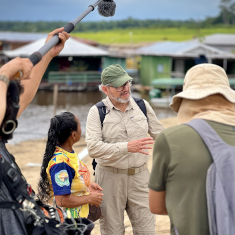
[
  {"xmin": 13, "ymin": 0, "xmax": 117, "ymax": 78},
  {"xmin": 98, "ymin": 0, "xmax": 116, "ymax": 17}
]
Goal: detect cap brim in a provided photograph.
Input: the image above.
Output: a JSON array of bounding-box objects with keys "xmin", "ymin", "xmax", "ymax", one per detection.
[
  {"xmin": 110, "ymin": 74, "xmax": 132, "ymax": 87},
  {"xmin": 170, "ymin": 87, "xmax": 235, "ymax": 112}
]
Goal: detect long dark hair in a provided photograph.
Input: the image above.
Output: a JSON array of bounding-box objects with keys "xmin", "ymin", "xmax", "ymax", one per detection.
[{"xmin": 38, "ymin": 112, "xmax": 78, "ymax": 203}]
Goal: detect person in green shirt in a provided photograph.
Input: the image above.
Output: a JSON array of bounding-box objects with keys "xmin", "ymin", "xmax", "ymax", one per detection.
[{"xmin": 148, "ymin": 63, "xmax": 235, "ymax": 235}]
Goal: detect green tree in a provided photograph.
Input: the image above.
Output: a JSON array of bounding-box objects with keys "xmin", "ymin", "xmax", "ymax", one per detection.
[
  {"xmin": 229, "ymin": 2, "xmax": 235, "ymax": 24},
  {"xmin": 219, "ymin": 0, "xmax": 232, "ymax": 24}
]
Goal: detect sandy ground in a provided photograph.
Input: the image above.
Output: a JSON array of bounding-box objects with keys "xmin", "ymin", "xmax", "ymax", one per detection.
[{"xmin": 6, "ymin": 117, "xmax": 177, "ymax": 235}]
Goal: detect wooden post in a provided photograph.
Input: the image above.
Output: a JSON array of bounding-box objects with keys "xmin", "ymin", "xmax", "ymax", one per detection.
[
  {"xmin": 223, "ymin": 59, "xmax": 227, "ymax": 71},
  {"xmin": 53, "ymin": 84, "xmax": 58, "ymax": 117}
]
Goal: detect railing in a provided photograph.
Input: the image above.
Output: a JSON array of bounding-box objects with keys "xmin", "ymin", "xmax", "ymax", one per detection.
[
  {"xmin": 48, "ymin": 70, "xmax": 141, "ymax": 86},
  {"xmin": 48, "ymin": 71, "xmax": 101, "ymax": 86}
]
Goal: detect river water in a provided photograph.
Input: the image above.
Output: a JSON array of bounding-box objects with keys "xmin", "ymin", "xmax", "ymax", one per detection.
[{"xmin": 9, "ymin": 90, "xmax": 176, "ymax": 145}]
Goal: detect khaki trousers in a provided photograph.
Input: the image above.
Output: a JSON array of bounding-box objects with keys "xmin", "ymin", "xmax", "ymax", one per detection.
[{"xmin": 95, "ymin": 165, "xmax": 156, "ymax": 235}]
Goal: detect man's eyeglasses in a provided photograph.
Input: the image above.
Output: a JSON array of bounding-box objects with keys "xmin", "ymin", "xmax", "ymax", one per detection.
[{"xmin": 108, "ymin": 80, "xmax": 132, "ymax": 92}]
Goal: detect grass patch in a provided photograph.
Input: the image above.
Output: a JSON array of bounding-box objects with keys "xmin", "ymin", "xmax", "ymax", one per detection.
[{"xmin": 71, "ymin": 27, "xmax": 235, "ymax": 44}]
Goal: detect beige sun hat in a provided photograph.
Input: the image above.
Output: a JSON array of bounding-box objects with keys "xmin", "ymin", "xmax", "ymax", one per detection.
[{"xmin": 170, "ymin": 63, "xmax": 235, "ymax": 112}]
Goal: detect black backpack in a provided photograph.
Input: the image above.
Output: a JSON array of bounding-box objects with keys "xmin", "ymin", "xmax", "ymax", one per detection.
[{"xmin": 92, "ymin": 97, "xmax": 147, "ymax": 173}]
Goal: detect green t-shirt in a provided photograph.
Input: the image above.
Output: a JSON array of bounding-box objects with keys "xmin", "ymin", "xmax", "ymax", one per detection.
[{"xmin": 148, "ymin": 120, "xmax": 235, "ymax": 235}]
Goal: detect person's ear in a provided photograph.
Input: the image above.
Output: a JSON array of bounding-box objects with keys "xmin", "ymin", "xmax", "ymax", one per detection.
[
  {"xmin": 72, "ymin": 131, "xmax": 77, "ymax": 141},
  {"xmin": 102, "ymin": 86, "xmax": 109, "ymax": 96}
]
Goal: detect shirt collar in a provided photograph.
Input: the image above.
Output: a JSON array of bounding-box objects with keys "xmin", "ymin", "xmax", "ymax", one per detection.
[{"xmin": 105, "ymin": 96, "xmax": 115, "ymax": 109}]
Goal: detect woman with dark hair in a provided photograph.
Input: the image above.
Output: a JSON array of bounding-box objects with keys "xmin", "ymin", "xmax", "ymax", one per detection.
[{"xmin": 38, "ymin": 112, "xmax": 103, "ymax": 219}]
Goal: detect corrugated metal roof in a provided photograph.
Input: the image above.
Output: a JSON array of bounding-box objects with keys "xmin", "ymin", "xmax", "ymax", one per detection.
[
  {"xmin": 3, "ymin": 37, "xmax": 109, "ymax": 57},
  {"xmin": 138, "ymin": 41, "xmax": 196, "ymax": 54},
  {"xmin": 137, "ymin": 40, "xmax": 235, "ymax": 59},
  {"xmin": 0, "ymin": 31, "xmax": 48, "ymax": 42},
  {"xmin": 203, "ymin": 34, "xmax": 235, "ymax": 46}
]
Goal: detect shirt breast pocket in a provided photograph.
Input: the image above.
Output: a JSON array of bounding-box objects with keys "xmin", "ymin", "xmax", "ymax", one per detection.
[
  {"xmin": 130, "ymin": 115, "xmax": 148, "ymax": 138},
  {"xmin": 102, "ymin": 118, "xmax": 126, "ymax": 141}
]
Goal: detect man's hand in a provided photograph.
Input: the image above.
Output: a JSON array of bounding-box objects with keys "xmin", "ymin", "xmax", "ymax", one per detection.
[
  {"xmin": 45, "ymin": 27, "xmax": 70, "ymax": 59},
  {"xmin": 128, "ymin": 137, "xmax": 155, "ymax": 155},
  {"xmin": 0, "ymin": 57, "xmax": 33, "ymax": 81},
  {"xmin": 89, "ymin": 182, "xmax": 103, "ymax": 193},
  {"xmin": 88, "ymin": 191, "xmax": 104, "ymax": 207}
]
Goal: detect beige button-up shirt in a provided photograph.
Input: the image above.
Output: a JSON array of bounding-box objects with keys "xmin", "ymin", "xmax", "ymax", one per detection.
[{"xmin": 85, "ymin": 96, "xmax": 164, "ymax": 169}]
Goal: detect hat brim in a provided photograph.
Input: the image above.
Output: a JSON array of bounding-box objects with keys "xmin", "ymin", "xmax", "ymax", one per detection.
[
  {"xmin": 109, "ymin": 73, "xmax": 132, "ymax": 87},
  {"xmin": 170, "ymin": 87, "xmax": 235, "ymax": 112}
]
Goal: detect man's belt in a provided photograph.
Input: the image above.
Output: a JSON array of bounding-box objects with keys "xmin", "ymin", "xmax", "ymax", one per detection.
[{"xmin": 98, "ymin": 163, "xmax": 147, "ymax": 175}]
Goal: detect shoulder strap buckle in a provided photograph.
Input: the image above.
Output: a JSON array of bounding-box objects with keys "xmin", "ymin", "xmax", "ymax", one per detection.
[{"xmin": 7, "ymin": 168, "xmax": 18, "ymax": 182}]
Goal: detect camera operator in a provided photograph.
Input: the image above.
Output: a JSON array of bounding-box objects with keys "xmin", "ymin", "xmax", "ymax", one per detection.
[{"xmin": 0, "ymin": 28, "xmax": 69, "ymax": 235}]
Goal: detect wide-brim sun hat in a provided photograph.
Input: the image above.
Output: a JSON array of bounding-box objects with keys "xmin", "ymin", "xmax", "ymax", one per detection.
[
  {"xmin": 101, "ymin": 64, "xmax": 132, "ymax": 87},
  {"xmin": 170, "ymin": 63, "xmax": 235, "ymax": 112}
]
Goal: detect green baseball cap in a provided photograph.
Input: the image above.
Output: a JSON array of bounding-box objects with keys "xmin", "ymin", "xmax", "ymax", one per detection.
[{"xmin": 101, "ymin": 64, "xmax": 132, "ymax": 87}]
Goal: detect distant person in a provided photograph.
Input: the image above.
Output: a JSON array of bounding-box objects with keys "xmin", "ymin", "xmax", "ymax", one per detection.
[
  {"xmin": 148, "ymin": 64, "xmax": 235, "ymax": 235},
  {"xmin": 86, "ymin": 64, "xmax": 165, "ymax": 234},
  {"xmin": 98, "ymin": 64, "xmax": 102, "ymax": 73},
  {"xmin": 0, "ymin": 28, "xmax": 70, "ymax": 235},
  {"xmin": 38, "ymin": 112, "xmax": 103, "ymax": 219}
]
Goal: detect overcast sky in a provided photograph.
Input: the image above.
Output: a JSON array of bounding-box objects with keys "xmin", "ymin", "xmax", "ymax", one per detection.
[{"xmin": 0, "ymin": 0, "xmax": 221, "ymax": 22}]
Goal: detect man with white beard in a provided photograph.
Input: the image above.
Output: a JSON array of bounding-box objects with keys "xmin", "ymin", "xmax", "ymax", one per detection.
[{"xmin": 85, "ymin": 64, "xmax": 164, "ymax": 235}]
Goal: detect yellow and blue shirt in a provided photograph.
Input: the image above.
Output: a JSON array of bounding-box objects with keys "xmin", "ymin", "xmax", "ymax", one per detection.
[{"xmin": 46, "ymin": 146, "xmax": 90, "ymax": 218}]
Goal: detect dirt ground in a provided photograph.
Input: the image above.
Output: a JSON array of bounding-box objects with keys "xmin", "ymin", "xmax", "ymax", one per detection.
[{"xmin": 6, "ymin": 116, "xmax": 177, "ymax": 235}]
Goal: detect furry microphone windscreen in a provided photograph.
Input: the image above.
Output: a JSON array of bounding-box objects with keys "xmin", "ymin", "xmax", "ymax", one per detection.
[{"xmin": 98, "ymin": 0, "xmax": 116, "ymax": 17}]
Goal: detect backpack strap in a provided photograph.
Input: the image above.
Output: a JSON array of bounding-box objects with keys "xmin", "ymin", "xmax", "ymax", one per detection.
[
  {"xmin": 0, "ymin": 153, "xmax": 36, "ymax": 210},
  {"xmin": 184, "ymin": 119, "xmax": 226, "ymax": 160},
  {"xmin": 95, "ymin": 101, "xmax": 107, "ymax": 129},
  {"xmin": 93, "ymin": 101, "xmax": 107, "ymax": 173},
  {"xmin": 0, "ymin": 153, "xmax": 2, "ymax": 188},
  {"xmin": 0, "ymin": 201, "xmax": 21, "ymax": 209},
  {"xmin": 133, "ymin": 97, "xmax": 147, "ymax": 118},
  {"xmin": 0, "ymin": 142, "xmax": 45, "ymax": 216}
]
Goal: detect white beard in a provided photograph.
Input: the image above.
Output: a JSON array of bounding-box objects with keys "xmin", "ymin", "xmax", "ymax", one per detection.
[{"xmin": 109, "ymin": 90, "xmax": 131, "ymax": 103}]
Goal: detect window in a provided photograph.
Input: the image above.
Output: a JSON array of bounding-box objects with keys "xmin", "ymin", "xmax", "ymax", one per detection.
[{"xmin": 157, "ymin": 64, "xmax": 164, "ymax": 73}]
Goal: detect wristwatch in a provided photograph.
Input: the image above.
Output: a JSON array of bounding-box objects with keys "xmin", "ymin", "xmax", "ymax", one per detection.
[{"xmin": 0, "ymin": 74, "xmax": 10, "ymax": 87}]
